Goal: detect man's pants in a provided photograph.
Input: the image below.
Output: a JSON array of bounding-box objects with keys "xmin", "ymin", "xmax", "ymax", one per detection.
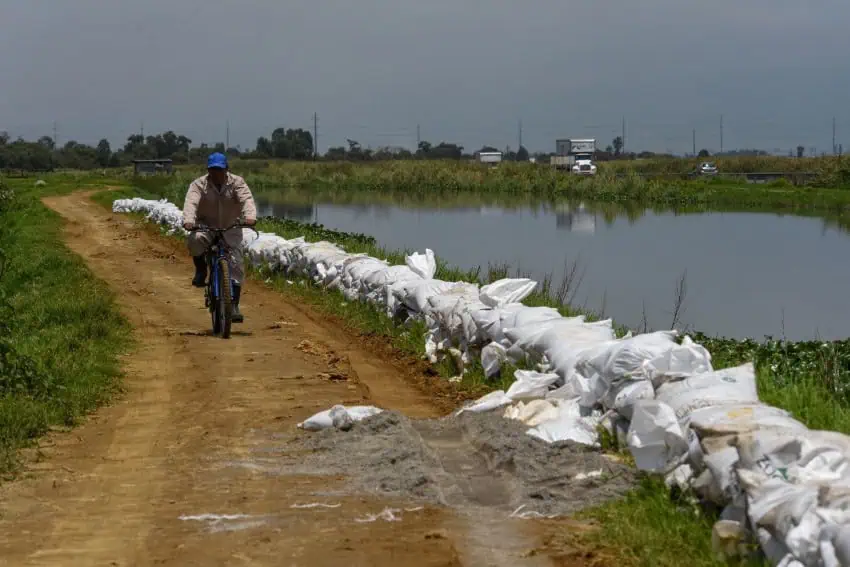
[{"xmin": 187, "ymin": 229, "xmax": 245, "ymax": 285}]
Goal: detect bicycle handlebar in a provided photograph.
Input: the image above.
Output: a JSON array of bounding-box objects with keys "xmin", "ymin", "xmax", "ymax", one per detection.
[{"xmin": 188, "ymin": 222, "xmax": 259, "ymax": 235}]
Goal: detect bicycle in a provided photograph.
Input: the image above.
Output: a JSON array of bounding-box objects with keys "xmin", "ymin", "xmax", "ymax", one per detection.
[{"xmin": 189, "ymin": 222, "xmax": 258, "ymax": 339}]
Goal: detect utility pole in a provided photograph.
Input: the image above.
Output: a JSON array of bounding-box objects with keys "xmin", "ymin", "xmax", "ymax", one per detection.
[
  {"xmin": 52, "ymin": 121, "xmax": 57, "ymax": 147},
  {"xmin": 416, "ymin": 124, "xmax": 420, "ymax": 149},
  {"xmin": 719, "ymin": 114, "xmax": 724, "ymax": 154},
  {"xmin": 313, "ymin": 112, "xmax": 318, "ymax": 159},
  {"xmin": 833, "ymin": 117, "xmax": 837, "ymax": 155},
  {"xmin": 225, "ymin": 119, "xmax": 230, "ymax": 150},
  {"xmin": 621, "ymin": 116, "xmax": 626, "ymax": 153},
  {"xmin": 140, "ymin": 121, "xmax": 144, "ymax": 138},
  {"xmin": 693, "ymin": 129, "xmax": 696, "ymax": 157},
  {"xmin": 518, "ymin": 119, "xmax": 523, "ymax": 150}
]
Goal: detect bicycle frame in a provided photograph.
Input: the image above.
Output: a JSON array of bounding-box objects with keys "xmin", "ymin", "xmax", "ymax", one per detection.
[{"xmin": 189, "ymin": 222, "xmax": 258, "ymax": 336}]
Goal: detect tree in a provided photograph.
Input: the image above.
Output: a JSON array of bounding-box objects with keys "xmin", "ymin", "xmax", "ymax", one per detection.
[
  {"xmin": 255, "ymin": 136, "xmax": 273, "ymax": 157},
  {"xmin": 612, "ymin": 136, "xmax": 624, "ymax": 155},
  {"xmin": 796, "ymin": 145, "xmax": 805, "ymax": 158},
  {"xmin": 605, "ymin": 145, "xmax": 614, "ymax": 153},
  {"xmin": 324, "ymin": 146, "xmax": 346, "ymax": 160},
  {"xmin": 698, "ymin": 149, "xmax": 711, "ymax": 157},
  {"xmin": 428, "ymin": 142, "xmax": 463, "ymax": 159},
  {"xmin": 37, "ymin": 136, "xmax": 55, "ymax": 150},
  {"xmin": 516, "ymin": 146, "xmax": 529, "ymax": 161},
  {"xmin": 96, "ymin": 139, "xmax": 111, "ymax": 167}
]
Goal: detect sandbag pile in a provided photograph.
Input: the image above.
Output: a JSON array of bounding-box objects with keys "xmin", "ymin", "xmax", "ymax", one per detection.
[{"xmin": 113, "ymin": 197, "xmax": 850, "ymax": 566}]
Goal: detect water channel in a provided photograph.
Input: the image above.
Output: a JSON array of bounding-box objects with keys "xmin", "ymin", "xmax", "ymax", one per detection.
[{"xmin": 256, "ymin": 197, "xmax": 849, "ymax": 341}]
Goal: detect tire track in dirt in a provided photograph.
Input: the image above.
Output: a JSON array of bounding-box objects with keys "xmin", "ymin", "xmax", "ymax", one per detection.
[{"xmin": 0, "ymin": 192, "xmax": 604, "ymax": 566}]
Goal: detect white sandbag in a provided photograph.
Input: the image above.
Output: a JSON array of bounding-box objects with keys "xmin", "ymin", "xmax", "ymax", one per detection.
[
  {"xmin": 481, "ymin": 342, "xmax": 508, "ymax": 378},
  {"xmin": 546, "ymin": 374, "xmax": 592, "ymax": 402},
  {"xmin": 526, "ymin": 400, "xmax": 601, "ymax": 446},
  {"xmin": 643, "ymin": 336, "xmax": 713, "ymax": 388},
  {"xmin": 503, "ymin": 399, "xmax": 563, "ymax": 427},
  {"xmin": 509, "ymin": 306, "xmax": 564, "ymax": 330},
  {"xmin": 456, "ymin": 390, "xmax": 512, "ymax": 414},
  {"xmin": 627, "ymin": 400, "xmax": 689, "ymax": 473},
  {"xmin": 479, "ymin": 278, "xmax": 537, "ymax": 307},
  {"xmin": 405, "ymin": 249, "xmax": 436, "ymax": 279},
  {"xmin": 343, "ymin": 257, "xmax": 388, "ymax": 289},
  {"xmin": 656, "ymin": 363, "xmax": 759, "ymax": 422},
  {"xmin": 577, "ymin": 330, "xmax": 680, "ymax": 384},
  {"xmin": 696, "ymin": 445, "xmax": 740, "ymax": 503},
  {"xmin": 297, "ymin": 405, "xmax": 383, "ymax": 431},
  {"xmin": 548, "ymin": 337, "xmax": 622, "ymax": 396},
  {"xmin": 603, "ymin": 378, "xmax": 656, "ymax": 420},
  {"xmin": 427, "ymin": 285, "xmax": 480, "ymax": 321},
  {"xmin": 470, "ymin": 303, "xmax": 549, "ymax": 345},
  {"xmin": 457, "ymin": 300, "xmax": 490, "ymax": 345},
  {"xmin": 362, "ymin": 265, "xmax": 420, "ymax": 293},
  {"xmin": 689, "ymin": 403, "xmax": 808, "ymax": 438},
  {"xmin": 504, "ymin": 370, "xmax": 561, "ymax": 401},
  {"xmin": 393, "ymin": 279, "xmax": 457, "ymax": 315},
  {"xmin": 821, "ymin": 523, "xmax": 850, "ymax": 567},
  {"xmin": 504, "ymin": 315, "xmax": 589, "ymax": 355}
]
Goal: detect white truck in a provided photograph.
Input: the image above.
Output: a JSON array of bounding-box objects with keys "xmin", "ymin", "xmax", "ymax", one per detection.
[
  {"xmin": 550, "ymin": 138, "xmax": 597, "ymax": 175},
  {"xmin": 477, "ymin": 151, "xmax": 503, "ymax": 166}
]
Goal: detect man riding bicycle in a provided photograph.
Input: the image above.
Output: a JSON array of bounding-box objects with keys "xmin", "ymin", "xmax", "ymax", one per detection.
[{"xmin": 182, "ymin": 152, "xmax": 257, "ymax": 323}]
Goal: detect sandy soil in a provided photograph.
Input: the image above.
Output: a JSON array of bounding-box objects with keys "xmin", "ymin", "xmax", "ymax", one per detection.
[{"xmin": 0, "ymin": 192, "xmax": 622, "ymax": 567}]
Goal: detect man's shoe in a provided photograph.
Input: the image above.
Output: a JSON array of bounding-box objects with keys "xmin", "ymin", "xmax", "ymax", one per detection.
[
  {"xmin": 232, "ymin": 283, "xmax": 244, "ymax": 323},
  {"xmin": 192, "ymin": 256, "xmax": 206, "ymax": 287}
]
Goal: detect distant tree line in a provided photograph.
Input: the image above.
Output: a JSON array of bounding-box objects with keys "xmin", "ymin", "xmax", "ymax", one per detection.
[{"xmin": 0, "ymin": 128, "xmax": 818, "ymax": 173}]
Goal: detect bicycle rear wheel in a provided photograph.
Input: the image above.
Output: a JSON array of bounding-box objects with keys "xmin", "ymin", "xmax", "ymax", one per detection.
[{"xmin": 215, "ymin": 257, "xmax": 233, "ymax": 339}]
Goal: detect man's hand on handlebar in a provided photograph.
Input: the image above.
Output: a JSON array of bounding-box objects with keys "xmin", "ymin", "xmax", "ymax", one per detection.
[
  {"xmin": 183, "ymin": 222, "xmax": 195, "ymax": 231},
  {"xmin": 244, "ymin": 218, "xmax": 257, "ymax": 227}
]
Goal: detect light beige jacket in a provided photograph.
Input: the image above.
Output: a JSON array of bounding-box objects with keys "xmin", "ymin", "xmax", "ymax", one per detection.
[{"xmin": 182, "ymin": 172, "xmax": 257, "ymax": 228}]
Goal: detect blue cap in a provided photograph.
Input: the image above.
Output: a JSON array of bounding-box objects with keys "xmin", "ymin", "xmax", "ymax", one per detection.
[{"xmin": 207, "ymin": 152, "xmax": 228, "ymax": 169}]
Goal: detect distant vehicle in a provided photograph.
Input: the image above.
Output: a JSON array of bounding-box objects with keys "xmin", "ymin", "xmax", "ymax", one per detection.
[
  {"xmin": 477, "ymin": 151, "xmax": 502, "ymax": 165},
  {"xmin": 698, "ymin": 162, "xmax": 718, "ymax": 176},
  {"xmin": 551, "ymin": 138, "xmax": 597, "ymax": 175}
]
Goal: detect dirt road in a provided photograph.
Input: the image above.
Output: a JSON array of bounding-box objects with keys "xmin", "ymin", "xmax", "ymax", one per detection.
[{"xmin": 0, "ymin": 193, "xmax": 601, "ymax": 566}]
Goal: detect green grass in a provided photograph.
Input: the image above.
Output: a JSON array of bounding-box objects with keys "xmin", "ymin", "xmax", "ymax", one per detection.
[
  {"xmin": 97, "ymin": 177, "xmax": 850, "ymax": 567},
  {"xmin": 136, "ymin": 160, "xmax": 850, "ymax": 222},
  {"xmin": 0, "ymin": 175, "xmax": 131, "ymax": 476}
]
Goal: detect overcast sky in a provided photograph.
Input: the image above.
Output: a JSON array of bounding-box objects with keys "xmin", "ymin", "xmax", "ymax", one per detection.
[{"xmin": 2, "ymin": 0, "xmax": 848, "ymax": 154}]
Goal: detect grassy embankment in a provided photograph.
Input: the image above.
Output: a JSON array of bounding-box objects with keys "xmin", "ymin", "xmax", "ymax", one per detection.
[
  {"xmin": 149, "ymin": 159, "xmax": 850, "ymax": 233},
  {"xmin": 98, "ymin": 175, "xmax": 850, "ymax": 567},
  {"xmin": 0, "ymin": 173, "xmax": 131, "ymax": 477}
]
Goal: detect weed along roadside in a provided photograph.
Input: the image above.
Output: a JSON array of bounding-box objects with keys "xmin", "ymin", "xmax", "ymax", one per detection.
[
  {"xmin": 110, "ymin": 190, "xmax": 850, "ymax": 567},
  {"xmin": 0, "ymin": 177, "xmax": 131, "ymax": 476}
]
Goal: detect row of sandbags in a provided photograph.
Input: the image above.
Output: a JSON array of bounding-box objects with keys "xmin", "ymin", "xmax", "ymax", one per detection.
[{"xmin": 112, "ymin": 197, "xmax": 850, "ymax": 566}]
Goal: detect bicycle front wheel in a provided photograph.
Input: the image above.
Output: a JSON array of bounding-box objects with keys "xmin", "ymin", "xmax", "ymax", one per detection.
[{"xmin": 216, "ymin": 257, "xmax": 233, "ymax": 339}]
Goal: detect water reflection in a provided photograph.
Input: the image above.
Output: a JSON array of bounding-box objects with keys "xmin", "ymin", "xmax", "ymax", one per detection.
[
  {"xmin": 257, "ymin": 202, "xmax": 315, "ymax": 223},
  {"xmin": 554, "ymin": 203, "xmax": 597, "ymax": 234}
]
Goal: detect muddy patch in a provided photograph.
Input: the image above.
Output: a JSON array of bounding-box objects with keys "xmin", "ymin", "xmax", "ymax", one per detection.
[{"xmin": 256, "ymin": 411, "xmax": 636, "ymax": 518}]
